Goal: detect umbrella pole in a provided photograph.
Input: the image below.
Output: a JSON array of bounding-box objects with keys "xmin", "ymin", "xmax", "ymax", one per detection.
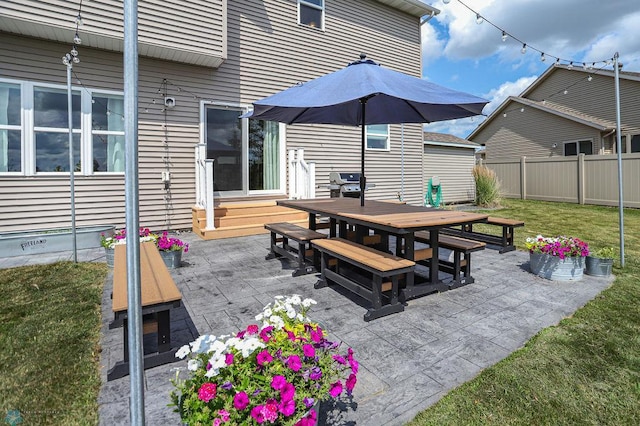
[{"xmin": 360, "ymin": 99, "xmax": 366, "ymax": 206}]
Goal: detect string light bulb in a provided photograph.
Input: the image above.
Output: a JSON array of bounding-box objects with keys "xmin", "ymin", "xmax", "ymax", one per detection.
[
  {"xmin": 72, "ymin": 56, "xmax": 80, "ymax": 64},
  {"xmin": 501, "ymin": 31, "xmax": 507, "ymax": 42},
  {"xmin": 521, "ymin": 44, "xmax": 527, "ymax": 54},
  {"xmin": 588, "ymin": 75, "xmax": 593, "ymax": 82},
  {"xmin": 540, "ymin": 53, "xmax": 546, "ymax": 62},
  {"xmin": 443, "ymin": 0, "xmax": 450, "ymax": 3},
  {"xmin": 568, "ymin": 62, "xmax": 573, "ymax": 69},
  {"xmin": 520, "ymin": 107, "xmax": 525, "ymax": 113},
  {"xmin": 503, "ymin": 112, "xmax": 507, "ymax": 118},
  {"xmin": 73, "ymin": 33, "xmax": 82, "ymax": 45},
  {"xmin": 564, "ymin": 89, "xmax": 568, "ymax": 95},
  {"xmin": 476, "ymin": 13, "xmax": 483, "ymax": 24},
  {"xmin": 75, "ymin": 14, "xmax": 83, "ymax": 26},
  {"xmin": 70, "ymin": 47, "xmax": 78, "ymax": 57}
]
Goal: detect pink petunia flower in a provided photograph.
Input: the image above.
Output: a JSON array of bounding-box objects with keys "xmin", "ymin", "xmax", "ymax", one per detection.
[
  {"xmin": 197, "ymin": 382, "xmax": 217, "ymax": 402},
  {"xmin": 332, "ymin": 354, "xmax": 346, "ymax": 365},
  {"xmin": 271, "ymin": 375, "xmax": 287, "ymax": 391},
  {"xmin": 225, "ymin": 352, "xmax": 234, "ymax": 365},
  {"xmin": 251, "ymin": 405, "xmax": 265, "ymax": 424},
  {"xmin": 302, "ymin": 344, "xmax": 315, "ymax": 358},
  {"xmin": 280, "ymin": 382, "xmax": 295, "ymax": 402},
  {"xmin": 329, "ymin": 381, "xmax": 343, "ymax": 398},
  {"xmin": 233, "ymin": 391, "xmax": 250, "ymax": 410},
  {"xmin": 346, "ymin": 373, "xmax": 357, "ymax": 393},
  {"xmin": 257, "ymin": 350, "xmax": 273, "ymax": 366},
  {"xmin": 279, "ymin": 397, "xmax": 296, "ymax": 417},
  {"xmin": 247, "ymin": 324, "xmax": 259, "ymax": 334},
  {"xmin": 310, "ymin": 326, "xmax": 323, "ymax": 343},
  {"xmin": 286, "ymin": 354, "xmax": 302, "ymax": 371}
]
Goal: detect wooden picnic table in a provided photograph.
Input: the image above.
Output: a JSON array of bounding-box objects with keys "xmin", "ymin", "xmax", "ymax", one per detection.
[{"xmin": 277, "ymin": 198, "xmax": 489, "ymax": 299}]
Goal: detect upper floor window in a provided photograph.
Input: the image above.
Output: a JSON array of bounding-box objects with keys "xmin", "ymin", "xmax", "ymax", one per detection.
[
  {"xmin": 366, "ymin": 124, "xmax": 390, "ymax": 151},
  {"xmin": 564, "ymin": 140, "xmax": 592, "ymax": 156},
  {"xmin": 298, "ymin": 0, "xmax": 324, "ymax": 30},
  {"xmin": 0, "ymin": 78, "xmax": 124, "ymax": 175}
]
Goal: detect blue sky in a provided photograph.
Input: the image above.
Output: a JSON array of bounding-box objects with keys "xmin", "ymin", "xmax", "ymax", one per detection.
[{"xmin": 421, "ymin": 0, "xmax": 640, "ymax": 138}]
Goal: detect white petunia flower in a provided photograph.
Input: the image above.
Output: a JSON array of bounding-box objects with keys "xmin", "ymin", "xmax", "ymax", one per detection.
[
  {"xmin": 286, "ymin": 307, "xmax": 296, "ymax": 319},
  {"xmin": 301, "ymin": 298, "xmax": 316, "ymax": 308},
  {"xmin": 190, "ymin": 334, "xmax": 215, "ymax": 354},
  {"xmin": 287, "ymin": 295, "xmax": 302, "ymax": 305},
  {"xmin": 187, "ymin": 359, "xmax": 202, "ymax": 372},
  {"xmin": 269, "ymin": 315, "xmax": 285, "ymax": 329},
  {"xmin": 175, "ymin": 344, "xmax": 191, "ymax": 359}
]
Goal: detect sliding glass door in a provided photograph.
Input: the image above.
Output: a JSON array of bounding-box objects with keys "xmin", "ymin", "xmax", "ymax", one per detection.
[{"xmin": 204, "ymin": 104, "xmax": 283, "ymax": 196}]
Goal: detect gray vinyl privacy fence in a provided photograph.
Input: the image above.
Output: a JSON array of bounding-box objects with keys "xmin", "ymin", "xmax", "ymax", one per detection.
[{"xmin": 481, "ymin": 153, "xmax": 640, "ymax": 208}]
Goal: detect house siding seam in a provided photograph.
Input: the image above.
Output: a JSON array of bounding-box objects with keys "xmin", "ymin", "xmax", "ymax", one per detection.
[{"xmin": 0, "ymin": 0, "xmax": 426, "ymax": 232}]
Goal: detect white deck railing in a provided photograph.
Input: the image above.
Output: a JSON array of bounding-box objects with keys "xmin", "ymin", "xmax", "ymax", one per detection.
[
  {"xmin": 288, "ymin": 148, "xmax": 315, "ymax": 199},
  {"xmin": 195, "ymin": 144, "xmax": 215, "ymax": 230}
]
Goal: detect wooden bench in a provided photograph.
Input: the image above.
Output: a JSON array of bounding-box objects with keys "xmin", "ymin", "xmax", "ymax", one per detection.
[
  {"xmin": 108, "ymin": 241, "xmax": 182, "ymax": 381},
  {"xmin": 264, "ymin": 222, "xmax": 328, "ymax": 276},
  {"xmin": 442, "ymin": 217, "xmax": 524, "ymax": 253},
  {"xmin": 312, "ymin": 238, "xmax": 415, "ymax": 321},
  {"xmin": 414, "ymin": 231, "xmax": 486, "ymax": 288}
]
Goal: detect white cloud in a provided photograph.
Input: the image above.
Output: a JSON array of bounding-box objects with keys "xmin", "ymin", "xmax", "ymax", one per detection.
[
  {"xmin": 482, "ymin": 75, "xmax": 538, "ymax": 115},
  {"xmin": 425, "ymin": 75, "xmax": 538, "ymax": 138},
  {"xmin": 430, "ymin": 0, "xmax": 640, "ymax": 70},
  {"xmin": 421, "ymin": 22, "xmax": 445, "ymax": 69}
]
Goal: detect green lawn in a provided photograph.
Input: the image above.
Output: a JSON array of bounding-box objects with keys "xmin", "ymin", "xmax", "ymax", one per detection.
[
  {"xmin": 0, "ymin": 261, "xmax": 107, "ymax": 425},
  {"xmin": 408, "ymin": 199, "xmax": 640, "ymax": 425}
]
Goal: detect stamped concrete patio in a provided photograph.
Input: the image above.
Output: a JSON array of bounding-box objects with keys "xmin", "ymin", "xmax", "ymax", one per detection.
[{"xmin": 1, "ymin": 231, "xmax": 613, "ymax": 425}]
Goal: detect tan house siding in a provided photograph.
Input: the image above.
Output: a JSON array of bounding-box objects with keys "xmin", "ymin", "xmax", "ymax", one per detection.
[
  {"xmin": 473, "ymin": 105, "xmax": 603, "ymax": 158},
  {"xmin": 0, "ymin": 0, "xmax": 427, "ymax": 232},
  {"xmin": 474, "ymin": 65, "xmax": 640, "ymax": 159},
  {"xmin": 423, "ymin": 146, "xmax": 476, "ymax": 203},
  {"xmin": 0, "ymin": 0, "xmax": 226, "ymax": 67}
]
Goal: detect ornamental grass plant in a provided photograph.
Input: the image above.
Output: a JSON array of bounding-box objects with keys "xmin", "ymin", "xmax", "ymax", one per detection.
[
  {"xmin": 170, "ymin": 295, "xmax": 358, "ymax": 426},
  {"xmin": 472, "ymin": 165, "xmax": 502, "ymax": 207}
]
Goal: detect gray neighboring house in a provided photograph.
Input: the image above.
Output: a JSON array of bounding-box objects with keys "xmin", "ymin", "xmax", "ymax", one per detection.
[
  {"xmin": 0, "ymin": 0, "xmax": 440, "ymax": 237},
  {"xmin": 423, "ymin": 132, "xmax": 478, "ymax": 204},
  {"xmin": 469, "ymin": 63, "xmax": 640, "ymax": 159}
]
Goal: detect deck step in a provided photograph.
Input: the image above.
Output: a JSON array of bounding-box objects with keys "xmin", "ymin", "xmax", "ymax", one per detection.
[{"xmin": 197, "ymin": 219, "xmax": 308, "ymax": 240}]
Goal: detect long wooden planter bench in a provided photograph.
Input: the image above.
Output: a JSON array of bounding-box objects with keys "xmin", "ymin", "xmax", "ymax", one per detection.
[
  {"xmin": 414, "ymin": 232, "xmax": 486, "ymax": 288},
  {"xmin": 264, "ymin": 222, "xmax": 328, "ymax": 276},
  {"xmin": 108, "ymin": 241, "xmax": 183, "ymax": 381},
  {"xmin": 441, "ymin": 216, "xmax": 524, "ymax": 253},
  {"xmin": 312, "ymin": 238, "xmax": 415, "ymax": 321}
]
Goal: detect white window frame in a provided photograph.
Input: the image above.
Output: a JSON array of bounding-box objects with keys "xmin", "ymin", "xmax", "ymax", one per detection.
[
  {"xmin": 365, "ymin": 124, "xmax": 390, "ymax": 151},
  {"xmin": 199, "ymin": 101, "xmax": 286, "ymax": 197},
  {"xmin": 0, "ymin": 78, "xmax": 124, "ymax": 176},
  {"xmin": 563, "ymin": 138, "xmax": 593, "ymax": 156},
  {"xmin": 0, "ymin": 79, "xmax": 24, "ymax": 175},
  {"xmin": 298, "ymin": 0, "xmax": 324, "ymax": 30}
]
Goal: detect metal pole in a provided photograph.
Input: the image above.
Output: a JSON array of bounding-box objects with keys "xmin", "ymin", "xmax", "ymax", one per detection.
[
  {"xmin": 124, "ymin": 0, "xmax": 145, "ymax": 423},
  {"xmin": 360, "ymin": 99, "xmax": 366, "ymax": 206},
  {"xmin": 613, "ymin": 52, "xmax": 625, "ymax": 267},
  {"xmin": 66, "ymin": 63, "xmax": 77, "ymax": 263},
  {"xmin": 400, "ymin": 123, "xmax": 404, "ymax": 202}
]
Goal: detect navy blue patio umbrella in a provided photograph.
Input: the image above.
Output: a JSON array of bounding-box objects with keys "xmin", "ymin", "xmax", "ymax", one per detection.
[{"xmin": 242, "ymin": 54, "xmax": 489, "ymax": 205}]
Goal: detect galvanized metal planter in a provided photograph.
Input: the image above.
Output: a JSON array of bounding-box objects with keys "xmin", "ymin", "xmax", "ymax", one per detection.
[
  {"xmin": 159, "ymin": 249, "xmax": 183, "ymax": 269},
  {"xmin": 0, "ymin": 225, "xmax": 115, "ymax": 258},
  {"xmin": 585, "ymin": 255, "xmax": 614, "ymax": 277},
  {"xmin": 529, "ymin": 252, "xmax": 585, "ymax": 281}
]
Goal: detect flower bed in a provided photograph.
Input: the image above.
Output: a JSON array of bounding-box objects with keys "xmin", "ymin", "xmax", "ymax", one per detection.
[{"xmin": 170, "ymin": 295, "xmax": 358, "ymax": 425}]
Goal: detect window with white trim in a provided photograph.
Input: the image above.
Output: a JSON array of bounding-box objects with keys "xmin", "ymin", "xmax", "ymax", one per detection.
[
  {"xmin": 366, "ymin": 124, "xmax": 390, "ymax": 151},
  {"xmin": 563, "ymin": 140, "xmax": 592, "ymax": 156},
  {"xmin": 298, "ymin": 0, "xmax": 324, "ymax": 30},
  {"xmin": 0, "ymin": 78, "xmax": 124, "ymax": 175}
]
